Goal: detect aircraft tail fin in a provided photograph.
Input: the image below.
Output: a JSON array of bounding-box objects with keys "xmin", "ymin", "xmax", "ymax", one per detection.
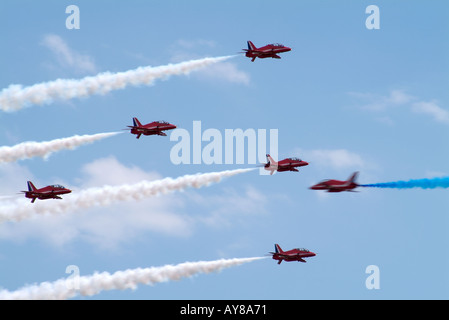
[
  {"xmin": 132, "ymin": 117, "xmax": 142, "ymax": 127},
  {"xmin": 247, "ymin": 41, "xmax": 256, "ymax": 51},
  {"xmin": 274, "ymin": 244, "xmax": 284, "ymax": 254},
  {"xmin": 27, "ymin": 181, "xmax": 37, "ymax": 192},
  {"xmin": 348, "ymin": 171, "xmax": 359, "ymax": 184},
  {"xmin": 266, "ymin": 154, "xmax": 278, "ymax": 175},
  {"xmin": 266, "ymin": 154, "xmax": 277, "ymax": 165}
]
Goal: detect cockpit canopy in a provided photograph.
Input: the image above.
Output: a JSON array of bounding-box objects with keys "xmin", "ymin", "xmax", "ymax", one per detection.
[
  {"xmin": 287, "ymin": 157, "xmax": 302, "ymax": 161},
  {"xmin": 271, "ymin": 43, "xmax": 284, "ymax": 47},
  {"xmin": 297, "ymin": 248, "xmax": 309, "ymax": 252},
  {"xmin": 51, "ymin": 184, "xmax": 65, "ymax": 189},
  {"xmin": 156, "ymin": 120, "xmax": 169, "ymax": 124}
]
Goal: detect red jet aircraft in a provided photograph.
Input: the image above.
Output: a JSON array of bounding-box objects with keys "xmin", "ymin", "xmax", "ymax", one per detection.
[
  {"xmin": 264, "ymin": 154, "xmax": 309, "ymax": 175},
  {"xmin": 269, "ymin": 244, "xmax": 316, "ymax": 264},
  {"xmin": 309, "ymin": 172, "xmax": 359, "ymax": 193},
  {"xmin": 21, "ymin": 181, "xmax": 72, "ymax": 203},
  {"xmin": 243, "ymin": 41, "xmax": 291, "ymax": 62},
  {"xmin": 127, "ymin": 117, "xmax": 177, "ymax": 139}
]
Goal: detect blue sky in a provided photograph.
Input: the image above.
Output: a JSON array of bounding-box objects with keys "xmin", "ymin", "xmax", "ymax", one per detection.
[{"xmin": 0, "ymin": 0, "xmax": 448, "ymax": 299}]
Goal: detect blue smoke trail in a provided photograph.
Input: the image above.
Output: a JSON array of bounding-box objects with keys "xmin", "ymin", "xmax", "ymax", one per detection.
[{"xmin": 360, "ymin": 177, "xmax": 449, "ymax": 189}]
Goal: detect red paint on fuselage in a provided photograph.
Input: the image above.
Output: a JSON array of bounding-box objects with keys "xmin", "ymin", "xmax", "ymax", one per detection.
[
  {"xmin": 270, "ymin": 244, "xmax": 316, "ymax": 264},
  {"xmin": 128, "ymin": 117, "xmax": 177, "ymax": 139},
  {"xmin": 264, "ymin": 154, "xmax": 309, "ymax": 175},
  {"xmin": 310, "ymin": 172, "xmax": 359, "ymax": 192},
  {"xmin": 243, "ymin": 41, "xmax": 291, "ymax": 62},
  {"xmin": 22, "ymin": 181, "xmax": 71, "ymax": 203}
]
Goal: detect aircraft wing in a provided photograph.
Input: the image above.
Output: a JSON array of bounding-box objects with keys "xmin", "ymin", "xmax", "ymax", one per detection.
[
  {"xmin": 256, "ymin": 50, "xmax": 277, "ymax": 57},
  {"xmin": 270, "ymin": 252, "xmax": 290, "ymax": 258},
  {"xmin": 327, "ymin": 187, "xmax": 343, "ymax": 192},
  {"xmin": 290, "ymin": 253, "xmax": 307, "ymax": 262},
  {"xmin": 278, "ymin": 253, "xmax": 307, "ymax": 262},
  {"xmin": 276, "ymin": 253, "xmax": 296, "ymax": 258},
  {"xmin": 277, "ymin": 162, "xmax": 291, "ymax": 167},
  {"xmin": 143, "ymin": 125, "xmax": 161, "ymax": 130},
  {"xmin": 326, "ymin": 183, "xmax": 355, "ymax": 191},
  {"xmin": 128, "ymin": 126, "xmax": 159, "ymax": 133},
  {"xmin": 32, "ymin": 191, "xmax": 51, "ymax": 195}
]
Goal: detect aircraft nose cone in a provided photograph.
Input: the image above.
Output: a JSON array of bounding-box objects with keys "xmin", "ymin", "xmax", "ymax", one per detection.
[{"xmin": 302, "ymin": 161, "xmax": 309, "ymax": 166}]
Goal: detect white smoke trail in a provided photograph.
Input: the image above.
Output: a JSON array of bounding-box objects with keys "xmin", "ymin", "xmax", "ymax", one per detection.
[
  {"xmin": 0, "ymin": 168, "xmax": 255, "ymax": 222},
  {"xmin": 0, "ymin": 257, "xmax": 263, "ymax": 300},
  {"xmin": 0, "ymin": 132, "xmax": 121, "ymax": 163},
  {"xmin": 0, "ymin": 56, "xmax": 236, "ymax": 111}
]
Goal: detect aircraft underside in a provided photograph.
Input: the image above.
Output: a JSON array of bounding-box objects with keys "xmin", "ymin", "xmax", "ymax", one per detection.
[
  {"xmin": 259, "ymin": 54, "xmax": 281, "ymax": 59},
  {"xmin": 277, "ymin": 167, "xmax": 299, "ymax": 172},
  {"xmin": 278, "ymin": 258, "xmax": 307, "ymax": 264}
]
